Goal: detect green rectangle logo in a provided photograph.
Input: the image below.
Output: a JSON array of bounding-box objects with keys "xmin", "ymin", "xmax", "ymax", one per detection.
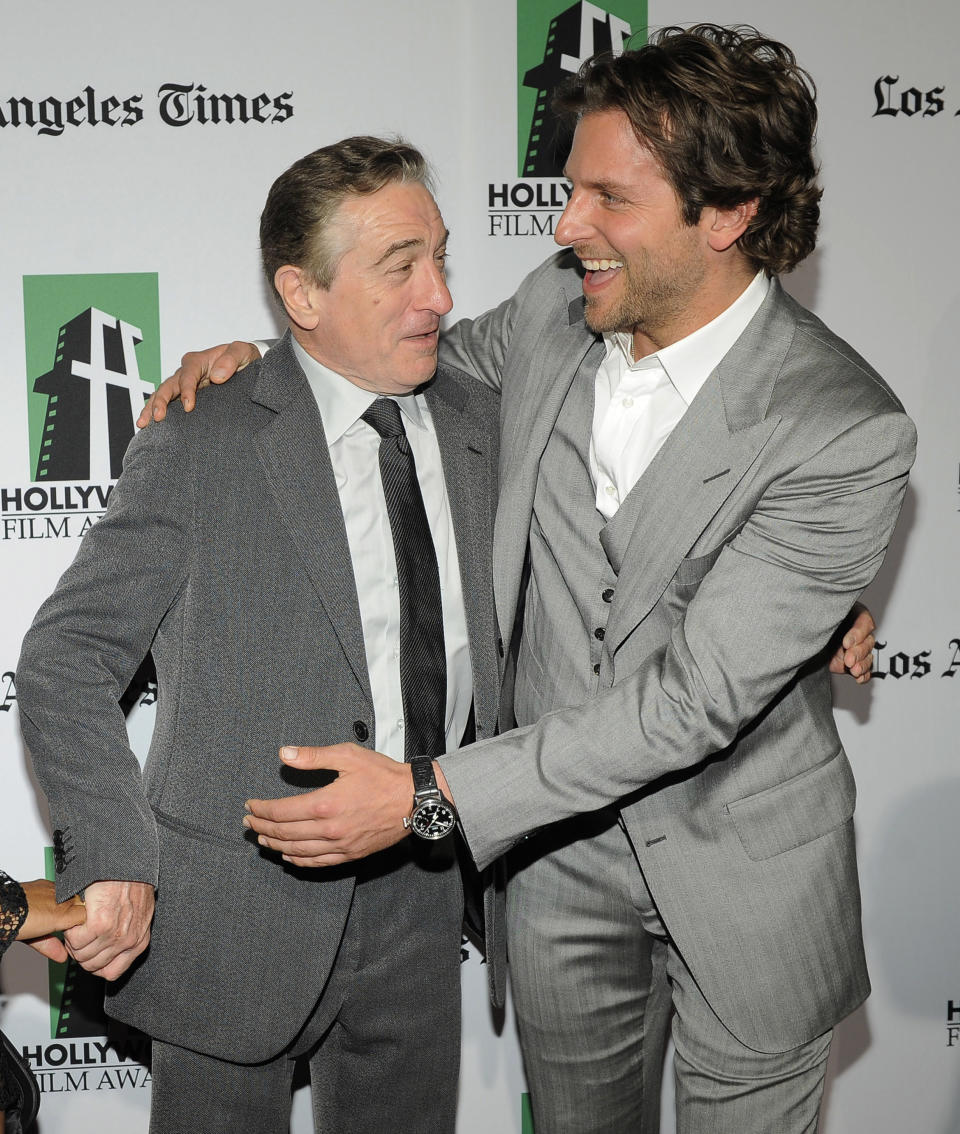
[
  {"xmin": 517, "ymin": 0, "xmax": 647, "ymax": 177},
  {"xmin": 23, "ymin": 273, "xmax": 160, "ymax": 482}
]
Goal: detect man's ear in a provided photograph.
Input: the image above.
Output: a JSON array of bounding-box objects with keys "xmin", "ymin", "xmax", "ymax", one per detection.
[
  {"xmin": 274, "ymin": 265, "xmax": 323, "ymax": 331},
  {"xmin": 705, "ymin": 198, "xmax": 759, "ymax": 253}
]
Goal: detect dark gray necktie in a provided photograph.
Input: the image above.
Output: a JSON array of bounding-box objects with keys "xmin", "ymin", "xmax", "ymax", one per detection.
[{"xmin": 362, "ymin": 397, "xmax": 447, "ymax": 760}]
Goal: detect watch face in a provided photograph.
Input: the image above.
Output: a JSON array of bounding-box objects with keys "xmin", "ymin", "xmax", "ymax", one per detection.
[{"xmin": 411, "ymin": 800, "xmax": 456, "ymax": 840}]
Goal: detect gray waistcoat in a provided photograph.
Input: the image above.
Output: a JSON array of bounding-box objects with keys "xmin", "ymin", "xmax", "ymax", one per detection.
[{"xmin": 514, "ymin": 360, "xmax": 645, "ymax": 726}]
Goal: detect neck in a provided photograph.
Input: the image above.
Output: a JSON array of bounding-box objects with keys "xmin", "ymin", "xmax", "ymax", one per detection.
[{"xmin": 631, "ymin": 263, "xmax": 760, "ymax": 361}]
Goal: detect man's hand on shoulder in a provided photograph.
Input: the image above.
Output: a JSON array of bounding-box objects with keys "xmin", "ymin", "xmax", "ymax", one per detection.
[
  {"xmin": 137, "ymin": 341, "xmax": 261, "ymax": 427},
  {"xmin": 64, "ymin": 879, "xmax": 155, "ymax": 981}
]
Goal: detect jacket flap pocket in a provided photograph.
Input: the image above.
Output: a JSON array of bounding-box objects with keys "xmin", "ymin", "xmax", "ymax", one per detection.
[{"xmin": 725, "ymin": 748, "xmax": 855, "ymax": 861}]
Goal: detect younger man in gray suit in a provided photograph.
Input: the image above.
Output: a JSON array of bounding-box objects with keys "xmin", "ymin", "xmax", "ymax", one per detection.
[
  {"xmin": 236, "ymin": 26, "xmax": 913, "ymax": 1134},
  {"xmin": 16, "ymin": 137, "xmax": 500, "ymax": 1132}
]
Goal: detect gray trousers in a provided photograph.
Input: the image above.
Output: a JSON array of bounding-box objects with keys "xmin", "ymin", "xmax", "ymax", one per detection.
[
  {"xmin": 149, "ymin": 840, "xmax": 463, "ymax": 1134},
  {"xmin": 507, "ymin": 810, "xmax": 832, "ymax": 1134}
]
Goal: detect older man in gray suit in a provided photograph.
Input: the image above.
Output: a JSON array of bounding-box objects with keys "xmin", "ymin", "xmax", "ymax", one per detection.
[
  {"xmin": 230, "ymin": 26, "xmax": 913, "ymax": 1134},
  {"xmin": 16, "ymin": 137, "xmax": 500, "ymax": 1133}
]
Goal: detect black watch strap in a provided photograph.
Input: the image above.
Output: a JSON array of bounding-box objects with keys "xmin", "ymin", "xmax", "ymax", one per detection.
[
  {"xmin": 410, "ymin": 755, "xmax": 439, "ymax": 798},
  {"xmin": 405, "ymin": 756, "xmax": 457, "ymax": 840}
]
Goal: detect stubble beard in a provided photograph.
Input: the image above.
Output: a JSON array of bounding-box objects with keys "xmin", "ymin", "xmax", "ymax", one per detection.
[{"xmin": 583, "ymin": 238, "xmax": 707, "ymax": 347}]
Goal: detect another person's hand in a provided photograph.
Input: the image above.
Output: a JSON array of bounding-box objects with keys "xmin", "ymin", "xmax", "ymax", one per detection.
[
  {"xmin": 63, "ymin": 879, "xmax": 155, "ymax": 980},
  {"xmin": 828, "ymin": 603, "xmax": 876, "ymax": 684},
  {"xmin": 244, "ymin": 744, "xmax": 416, "ymax": 867},
  {"xmin": 17, "ymin": 879, "xmax": 86, "ymax": 963},
  {"xmin": 137, "ymin": 341, "xmax": 261, "ymax": 426}
]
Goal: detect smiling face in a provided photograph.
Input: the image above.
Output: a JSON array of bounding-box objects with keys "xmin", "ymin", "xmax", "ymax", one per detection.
[
  {"xmin": 303, "ymin": 180, "xmax": 452, "ymax": 395},
  {"xmin": 554, "ymin": 109, "xmax": 749, "ymax": 356}
]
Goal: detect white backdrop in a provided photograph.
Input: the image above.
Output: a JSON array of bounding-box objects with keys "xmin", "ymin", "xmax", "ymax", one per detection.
[{"xmin": 1, "ymin": 2, "xmax": 957, "ymax": 1131}]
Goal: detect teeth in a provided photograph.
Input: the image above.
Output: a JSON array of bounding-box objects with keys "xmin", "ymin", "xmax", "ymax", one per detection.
[{"xmin": 582, "ymin": 258, "xmax": 624, "ymax": 271}]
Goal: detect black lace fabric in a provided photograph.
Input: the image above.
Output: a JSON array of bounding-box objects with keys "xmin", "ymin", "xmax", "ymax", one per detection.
[
  {"xmin": 0, "ymin": 870, "xmax": 27, "ymax": 954},
  {"xmin": 1, "ymin": 869, "xmax": 30, "ymax": 1114}
]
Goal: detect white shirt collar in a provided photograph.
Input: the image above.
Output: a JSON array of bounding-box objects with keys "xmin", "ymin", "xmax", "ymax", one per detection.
[
  {"xmin": 290, "ymin": 337, "xmax": 425, "ymax": 446},
  {"xmin": 604, "ymin": 271, "xmax": 771, "ymax": 406}
]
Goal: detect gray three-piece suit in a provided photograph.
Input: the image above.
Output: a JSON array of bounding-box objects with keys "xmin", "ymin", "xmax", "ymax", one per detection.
[
  {"xmin": 438, "ymin": 250, "xmax": 916, "ymax": 1132},
  {"xmin": 17, "ymin": 333, "xmax": 502, "ymax": 1132}
]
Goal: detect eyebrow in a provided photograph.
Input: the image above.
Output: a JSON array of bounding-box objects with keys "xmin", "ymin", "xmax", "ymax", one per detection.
[
  {"xmin": 373, "ymin": 228, "xmax": 450, "ymax": 267},
  {"xmin": 563, "ymin": 170, "xmax": 632, "ymax": 196}
]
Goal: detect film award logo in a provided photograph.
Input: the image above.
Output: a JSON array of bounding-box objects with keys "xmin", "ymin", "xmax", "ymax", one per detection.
[
  {"xmin": 489, "ymin": 1, "xmax": 646, "ymax": 238},
  {"xmin": 2, "ymin": 274, "xmax": 160, "ymax": 542},
  {"xmin": 517, "ymin": 0, "xmax": 643, "ymax": 176}
]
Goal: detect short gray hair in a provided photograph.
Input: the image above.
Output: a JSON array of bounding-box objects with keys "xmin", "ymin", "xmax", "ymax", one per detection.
[{"xmin": 260, "ymin": 135, "xmax": 433, "ymax": 291}]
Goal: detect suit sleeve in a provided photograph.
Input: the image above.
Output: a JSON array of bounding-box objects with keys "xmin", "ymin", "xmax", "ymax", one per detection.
[
  {"xmin": 440, "ymin": 408, "xmax": 917, "ymax": 870},
  {"xmin": 439, "ymin": 263, "xmax": 554, "ymax": 391},
  {"xmin": 16, "ymin": 418, "xmax": 193, "ymax": 900}
]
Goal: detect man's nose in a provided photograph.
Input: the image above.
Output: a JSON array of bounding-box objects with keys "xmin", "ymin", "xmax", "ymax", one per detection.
[
  {"xmin": 420, "ymin": 264, "xmax": 453, "ymax": 315},
  {"xmin": 554, "ymin": 193, "xmax": 590, "ymax": 248}
]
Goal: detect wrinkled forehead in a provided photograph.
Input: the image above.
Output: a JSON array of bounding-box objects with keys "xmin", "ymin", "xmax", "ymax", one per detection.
[{"xmin": 333, "ymin": 180, "xmax": 447, "ymax": 263}]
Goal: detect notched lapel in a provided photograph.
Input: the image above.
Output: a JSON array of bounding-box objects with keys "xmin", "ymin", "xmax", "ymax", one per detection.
[
  {"xmin": 428, "ymin": 373, "xmax": 492, "ymax": 560},
  {"xmin": 495, "ymin": 289, "xmax": 603, "ymax": 642},
  {"xmin": 251, "ymin": 337, "xmax": 371, "ymax": 697},
  {"xmin": 428, "ymin": 371, "xmax": 499, "ymax": 728},
  {"xmin": 605, "ymin": 373, "xmax": 780, "ymax": 655},
  {"xmin": 604, "ymin": 282, "xmax": 800, "ymax": 653}
]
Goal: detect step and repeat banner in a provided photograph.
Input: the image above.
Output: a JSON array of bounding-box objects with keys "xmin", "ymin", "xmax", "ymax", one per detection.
[{"xmin": 1, "ymin": 1, "xmax": 957, "ymax": 1131}]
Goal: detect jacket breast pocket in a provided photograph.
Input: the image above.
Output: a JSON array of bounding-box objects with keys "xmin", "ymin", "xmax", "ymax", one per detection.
[
  {"xmin": 724, "ymin": 748, "xmax": 856, "ymax": 861},
  {"xmin": 675, "ymin": 521, "xmax": 746, "ymax": 589}
]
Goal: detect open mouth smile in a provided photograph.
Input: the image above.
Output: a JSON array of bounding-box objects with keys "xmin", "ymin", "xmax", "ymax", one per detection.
[{"xmin": 580, "ymin": 257, "xmax": 624, "ymax": 293}]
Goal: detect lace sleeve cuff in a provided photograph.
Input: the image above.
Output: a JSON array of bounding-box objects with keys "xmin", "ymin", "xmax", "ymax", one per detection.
[{"xmin": 0, "ymin": 870, "xmax": 28, "ymax": 953}]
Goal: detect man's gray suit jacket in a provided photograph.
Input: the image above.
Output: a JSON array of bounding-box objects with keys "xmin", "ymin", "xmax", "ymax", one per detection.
[
  {"xmin": 16, "ymin": 332, "xmax": 503, "ymax": 1062},
  {"xmin": 438, "ymin": 250, "xmax": 916, "ymax": 1055}
]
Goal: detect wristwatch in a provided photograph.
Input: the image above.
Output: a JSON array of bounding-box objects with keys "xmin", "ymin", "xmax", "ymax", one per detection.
[{"xmin": 403, "ymin": 757, "xmax": 457, "ymax": 840}]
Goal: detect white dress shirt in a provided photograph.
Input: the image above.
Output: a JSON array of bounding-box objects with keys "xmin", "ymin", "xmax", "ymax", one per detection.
[
  {"xmin": 291, "ymin": 338, "xmax": 473, "ymax": 762},
  {"xmin": 591, "ymin": 272, "xmax": 770, "ymax": 518}
]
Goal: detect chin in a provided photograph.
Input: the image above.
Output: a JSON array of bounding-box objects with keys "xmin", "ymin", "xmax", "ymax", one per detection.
[
  {"xmin": 583, "ymin": 300, "xmax": 614, "ymax": 335},
  {"xmin": 395, "ymin": 366, "xmax": 437, "ymax": 393}
]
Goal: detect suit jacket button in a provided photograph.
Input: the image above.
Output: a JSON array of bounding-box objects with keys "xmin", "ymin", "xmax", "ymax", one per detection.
[
  {"xmin": 601, "ymin": 588, "xmax": 614, "ymax": 603},
  {"xmin": 594, "ymin": 627, "xmax": 605, "ymax": 641},
  {"xmin": 353, "ymin": 721, "xmax": 369, "ymax": 742},
  {"xmin": 52, "ymin": 829, "xmax": 66, "ymax": 872}
]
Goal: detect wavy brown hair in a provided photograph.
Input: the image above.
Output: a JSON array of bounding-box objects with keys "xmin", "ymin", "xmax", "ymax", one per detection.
[{"xmin": 554, "ymin": 24, "xmax": 822, "ymax": 274}]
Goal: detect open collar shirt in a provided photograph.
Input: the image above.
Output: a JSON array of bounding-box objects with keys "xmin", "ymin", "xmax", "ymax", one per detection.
[{"xmin": 591, "ymin": 271, "xmax": 770, "ymax": 519}]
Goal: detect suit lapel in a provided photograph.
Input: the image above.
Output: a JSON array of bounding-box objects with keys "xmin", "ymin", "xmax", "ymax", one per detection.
[
  {"xmin": 251, "ymin": 335, "xmax": 371, "ymax": 696},
  {"xmin": 605, "ymin": 281, "xmax": 798, "ymax": 653},
  {"xmin": 427, "ymin": 369, "xmax": 498, "ymax": 727},
  {"xmin": 495, "ymin": 290, "xmax": 604, "ymax": 643},
  {"xmin": 604, "ymin": 380, "xmax": 780, "ymax": 651}
]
